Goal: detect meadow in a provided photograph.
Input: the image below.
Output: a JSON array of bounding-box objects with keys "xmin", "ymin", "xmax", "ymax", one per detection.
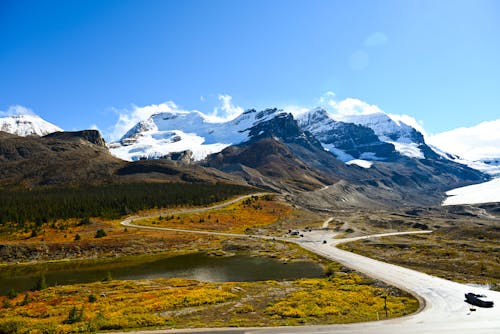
[{"xmin": 0, "ymin": 273, "xmax": 417, "ymax": 333}]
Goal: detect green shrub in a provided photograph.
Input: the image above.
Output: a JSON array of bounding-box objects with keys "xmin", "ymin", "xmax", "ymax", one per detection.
[
  {"xmin": 34, "ymin": 275, "xmax": 47, "ymax": 291},
  {"xmin": 18, "ymin": 294, "xmax": 31, "ymax": 306},
  {"xmin": 0, "ymin": 318, "xmax": 28, "ymax": 334},
  {"xmin": 63, "ymin": 306, "xmax": 84, "ymax": 324},
  {"xmin": 94, "ymin": 229, "xmax": 106, "ymax": 238},
  {"xmin": 102, "ymin": 271, "xmax": 113, "ymax": 282},
  {"xmin": 7, "ymin": 288, "xmax": 17, "ymax": 299},
  {"xmin": 2, "ymin": 299, "xmax": 12, "ymax": 308}
]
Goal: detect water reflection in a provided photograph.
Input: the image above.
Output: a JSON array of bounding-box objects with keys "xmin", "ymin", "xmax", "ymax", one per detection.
[{"xmin": 0, "ymin": 253, "xmax": 324, "ymax": 294}]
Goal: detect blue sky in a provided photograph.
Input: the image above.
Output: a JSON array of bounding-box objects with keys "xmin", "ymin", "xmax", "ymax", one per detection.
[{"xmin": 1, "ymin": 0, "xmax": 499, "ymax": 139}]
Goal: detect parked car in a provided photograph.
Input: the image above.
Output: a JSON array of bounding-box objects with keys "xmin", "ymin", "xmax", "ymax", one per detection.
[{"xmin": 465, "ymin": 293, "xmax": 494, "ymax": 308}]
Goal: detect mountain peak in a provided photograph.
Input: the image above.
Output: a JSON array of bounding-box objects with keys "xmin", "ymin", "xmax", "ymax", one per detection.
[
  {"xmin": 110, "ymin": 107, "xmax": 292, "ymax": 161},
  {"xmin": 0, "ymin": 113, "xmax": 62, "ymax": 137},
  {"xmin": 297, "ymin": 108, "xmax": 398, "ymax": 162}
]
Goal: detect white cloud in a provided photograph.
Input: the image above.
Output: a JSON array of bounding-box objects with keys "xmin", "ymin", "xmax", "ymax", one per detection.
[
  {"xmin": 208, "ymin": 94, "xmax": 244, "ymax": 122},
  {"xmin": 283, "ymin": 104, "xmax": 310, "ymax": 117},
  {"xmin": 388, "ymin": 114, "xmax": 427, "ymax": 136},
  {"xmin": 427, "ymin": 119, "xmax": 500, "ymax": 160},
  {"xmin": 318, "ymin": 91, "xmax": 336, "ymax": 107},
  {"xmin": 317, "ymin": 92, "xmax": 428, "ymax": 136},
  {"xmin": 0, "ymin": 105, "xmax": 36, "ymax": 117},
  {"xmin": 364, "ymin": 32, "xmax": 388, "ymax": 48},
  {"xmin": 334, "ymin": 98, "xmax": 383, "ymax": 116},
  {"xmin": 108, "ymin": 101, "xmax": 179, "ymax": 141}
]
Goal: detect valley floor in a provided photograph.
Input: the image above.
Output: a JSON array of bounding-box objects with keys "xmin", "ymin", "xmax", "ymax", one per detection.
[{"xmin": 1, "ymin": 194, "xmax": 499, "ymax": 333}]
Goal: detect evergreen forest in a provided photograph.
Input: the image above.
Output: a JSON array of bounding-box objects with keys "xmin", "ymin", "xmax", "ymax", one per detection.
[{"xmin": 0, "ymin": 182, "xmax": 253, "ymax": 227}]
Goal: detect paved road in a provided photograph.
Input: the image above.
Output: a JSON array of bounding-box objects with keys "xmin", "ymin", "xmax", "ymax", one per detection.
[
  {"xmin": 117, "ymin": 200, "xmax": 500, "ymax": 334},
  {"xmin": 121, "ymin": 192, "xmax": 281, "ymax": 240}
]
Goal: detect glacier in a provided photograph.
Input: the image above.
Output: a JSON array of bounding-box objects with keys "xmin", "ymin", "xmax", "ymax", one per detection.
[
  {"xmin": 109, "ymin": 108, "xmax": 287, "ymax": 161},
  {"xmin": 443, "ymin": 178, "xmax": 500, "ymax": 205}
]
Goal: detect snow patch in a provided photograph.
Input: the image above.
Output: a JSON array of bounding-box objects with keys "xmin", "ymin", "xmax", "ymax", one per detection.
[
  {"xmin": 322, "ymin": 144, "xmax": 354, "ymax": 162},
  {"xmin": 443, "ymin": 178, "xmax": 500, "ymax": 205},
  {"xmin": 388, "ymin": 141, "xmax": 424, "ymax": 159},
  {"xmin": 346, "ymin": 159, "xmax": 373, "ymax": 168}
]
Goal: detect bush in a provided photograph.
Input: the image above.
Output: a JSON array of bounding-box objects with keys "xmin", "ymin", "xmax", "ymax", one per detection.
[
  {"xmin": 234, "ymin": 304, "xmax": 255, "ymax": 313},
  {"xmin": 19, "ymin": 294, "xmax": 31, "ymax": 306},
  {"xmin": 78, "ymin": 217, "xmax": 91, "ymax": 225},
  {"xmin": 94, "ymin": 229, "xmax": 106, "ymax": 238},
  {"xmin": 102, "ymin": 271, "xmax": 113, "ymax": 282},
  {"xmin": 34, "ymin": 275, "xmax": 47, "ymax": 291},
  {"xmin": 74, "ymin": 233, "xmax": 81, "ymax": 241},
  {"xmin": 7, "ymin": 288, "xmax": 17, "ymax": 299},
  {"xmin": 63, "ymin": 306, "xmax": 84, "ymax": 324},
  {"xmin": 0, "ymin": 318, "xmax": 28, "ymax": 334},
  {"xmin": 324, "ymin": 263, "xmax": 340, "ymax": 278},
  {"xmin": 88, "ymin": 294, "xmax": 97, "ymax": 303}
]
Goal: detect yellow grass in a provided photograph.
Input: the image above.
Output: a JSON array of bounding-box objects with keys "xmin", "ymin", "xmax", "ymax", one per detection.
[
  {"xmin": 0, "ymin": 272, "xmax": 419, "ymax": 333},
  {"xmin": 138, "ymin": 196, "xmax": 292, "ymax": 233}
]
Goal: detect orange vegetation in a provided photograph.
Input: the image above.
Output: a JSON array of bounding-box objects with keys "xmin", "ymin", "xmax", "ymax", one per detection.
[{"xmin": 140, "ymin": 195, "xmax": 292, "ymax": 233}]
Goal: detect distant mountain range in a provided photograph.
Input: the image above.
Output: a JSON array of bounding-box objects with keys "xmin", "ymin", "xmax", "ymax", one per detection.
[
  {"xmin": 0, "ymin": 108, "xmax": 497, "ymax": 207},
  {"xmin": 106, "ymin": 106, "xmax": 499, "ymax": 176}
]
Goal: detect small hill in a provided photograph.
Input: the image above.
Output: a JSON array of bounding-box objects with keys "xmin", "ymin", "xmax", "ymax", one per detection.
[{"xmin": 0, "ymin": 130, "xmax": 244, "ymax": 188}]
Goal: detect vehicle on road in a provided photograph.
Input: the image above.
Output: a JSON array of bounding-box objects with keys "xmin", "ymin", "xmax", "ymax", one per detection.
[{"xmin": 465, "ymin": 292, "xmax": 494, "ymax": 308}]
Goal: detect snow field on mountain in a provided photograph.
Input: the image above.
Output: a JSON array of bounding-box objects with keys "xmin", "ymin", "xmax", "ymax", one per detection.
[
  {"xmin": 443, "ymin": 177, "xmax": 500, "ymax": 205},
  {"xmin": 332, "ymin": 112, "xmax": 426, "ymax": 159},
  {"xmin": 110, "ymin": 109, "xmax": 286, "ymax": 161},
  {"xmin": 346, "ymin": 159, "xmax": 373, "ymax": 168},
  {"xmin": 0, "ymin": 114, "xmax": 62, "ymax": 136},
  {"xmin": 388, "ymin": 141, "xmax": 424, "ymax": 159},
  {"xmin": 109, "ymin": 129, "xmax": 231, "ymax": 161}
]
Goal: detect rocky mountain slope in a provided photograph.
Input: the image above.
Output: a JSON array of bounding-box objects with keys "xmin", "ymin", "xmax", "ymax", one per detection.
[
  {"xmin": 0, "ymin": 109, "xmax": 490, "ymax": 207},
  {"xmin": 0, "ymin": 130, "xmax": 241, "ymax": 188}
]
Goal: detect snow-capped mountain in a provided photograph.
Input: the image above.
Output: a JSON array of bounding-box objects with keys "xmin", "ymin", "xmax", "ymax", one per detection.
[
  {"xmin": 0, "ymin": 105, "xmax": 488, "ymax": 207},
  {"xmin": 109, "ymin": 105, "xmax": 481, "ymax": 179},
  {"xmin": 0, "ymin": 114, "xmax": 62, "ymax": 136},
  {"xmin": 109, "ymin": 108, "xmax": 289, "ymax": 161},
  {"xmin": 296, "ymin": 108, "xmax": 399, "ymax": 164},
  {"xmin": 330, "ymin": 111, "xmax": 429, "ymax": 159}
]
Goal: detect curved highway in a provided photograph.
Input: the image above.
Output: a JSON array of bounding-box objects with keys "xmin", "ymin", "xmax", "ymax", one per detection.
[{"xmin": 117, "ymin": 198, "xmax": 500, "ymax": 334}]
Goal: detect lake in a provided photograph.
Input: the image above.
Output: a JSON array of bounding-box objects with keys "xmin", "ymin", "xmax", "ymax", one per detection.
[{"xmin": 0, "ymin": 252, "xmax": 324, "ymax": 294}]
